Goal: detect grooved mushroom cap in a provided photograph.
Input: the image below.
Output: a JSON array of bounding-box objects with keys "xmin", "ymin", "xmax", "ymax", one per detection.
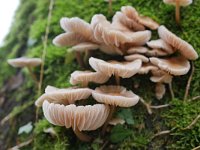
[
  {"xmin": 92, "ymin": 85, "xmax": 139, "ymax": 107},
  {"xmin": 158, "ymin": 25, "xmax": 198, "ymax": 60},
  {"xmin": 60, "ymin": 17, "xmax": 94, "ymax": 41},
  {"xmin": 35, "ymin": 86, "xmax": 92, "ymax": 107},
  {"xmin": 146, "ymin": 49, "xmax": 169, "ymax": 57},
  {"xmin": 163, "ymin": 0, "xmax": 192, "ymax": 6},
  {"xmin": 155, "ymin": 83, "xmax": 166, "ymax": 100},
  {"xmin": 124, "ymin": 54, "xmax": 149, "ymax": 63},
  {"xmin": 70, "ymin": 70, "xmax": 109, "ymax": 86},
  {"xmin": 138, "ymin": 63, "xmax": 158, "ymax": 74},
  {"xmin": 89, "ymin": 57, "xmax": 142, "ymax": 78},
  {"xmin": 127, "ymin": 47, "xmax": 149, "ymax": 54},
  {"xmin": 99, "ymin": 44, "xmax": 123, "ymax": 55},
  {"xmin": 43, "ymin": 100, "xmax": 110, "ymax": 131},
  {"xmin": 150, "ymin": 56, "xmax": 190, "ymax": 76},
  {"xmin": 121, "ymin": 6, "xmax": 159, "ymax": 30},
  {"xmin": 147, "ymin": 39, "xmax": 174, "ymax": 54},
  {"xmin": 7, "ymin": 57, "xmax": 42, "ymax": 68},
  {"xmin": 71, "ymin": 42, "xmax": 99, "ymax": 52}
]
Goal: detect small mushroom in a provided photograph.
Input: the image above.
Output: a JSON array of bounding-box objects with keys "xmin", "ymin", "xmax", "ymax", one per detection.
[
  {"xmin": 109, "ymin": 117, "xmax": 125, "ymax": 125},
  {"xmin": 89, "ymin": 57, "xmax": 142, "ymax": 85},
  {"xmin": 155, "ymin": 83, "xmax": 166, "ymax": 100},
  {"xmin": 146, "ymin": 49, "xmax": 169, "ymax": 57},
  {"xmin": 149, "ymin": 56, "xmax": 190, "ymax": 76},
  {"xmin": 158, "ymin": 25, "xmax": 198, "ymax": 60},
  {"xmin": 43, "ymin": 100, "xmax": 110, "ymax": 142},
  {"xmin": 7, "ymin": 57, "xmax": 42, "ymax": 86},
  {"xmin": 70, "ymin": 70, "xmax": 109, "ymax": 87},
  {"xmin": 35, "ymin": 86, "xmax": 92, "ymax": 107},
  {"xmin": 163, "ymin": 0, "xmax": 192, "ymax": 24},
  {"xmin": 92, "ymin": 85, "xmax": 139, "ymax": 134},
  {"xmin": 127, "ymin": 46, "xmax": 149, "ymax": 54},
  {"xmin": 138, "ymin": 63, "xmax": 158, "ymax": 74},
  {"xmin": 147, "ymin": 39, "xmax": 174, "ymax": 54},
  {"xmin": 124, "ymin": 54, "xmax": 149, "ymax": 63}
]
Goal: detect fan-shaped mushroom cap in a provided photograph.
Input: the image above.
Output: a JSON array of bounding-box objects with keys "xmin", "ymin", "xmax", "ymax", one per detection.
[
  {"xmin": 70, "ymin": 70, "xmax": 109, "ymax": 86},
  {"xmin": 99, "ymin": 44, "xmax": 123, "ymax": 55},
  {"xmin": 155, "ymin": 83, "xmax": 166, "ymax": 100},
  {"xmin": 89, "ymin": 57, "xmax": 142, "ymax": 78},
  {"xmin": 92, "ymin": 85, "xmax": 139, "ymax": 107},
  {"xmin": 150, "ymin": 70, "xmax": 173, "ymax": 84},
  {"xmin": 43, "ymin": 100, "xmax": 110, "ymax": 131},
  {"xmin": 109, "ymin": 118, "xmax": 125, "ymax": 125},
  {"xmin": 71, "ymin": 42, "xmax": 99, "ymax": 52},
  {"xmin": 7, "ymin": 57, "xmax": 42, "ymax": 68},
  {"xmin": 138, "ymin": 63, "xmax": 158, "ymax": 74},
  {"xmin": 158, "ymin": 25, "xmax": 198, "ymax": 60},
  {"xmin": 35, "ymin": 86, "xmax": 92, "ymax": 107},
  {"xmin": 163, "ymin": 0, "xmax": 192, "ymax": 6},
  {"xmin": 146, "ymin": 49, "xmax": 169, "ymax": 57},
  {"xmin": 121, "ymin": 6, "xmax": 159, "ymax": 30},
  {"xmin": 150, "ymin": 56, "xmax": 190, "ymax": 76},
  {"xmin": 127, "ymin": 46, "xmax": 149, "ymax": 54},
  {"xmin": 147, "ymin": 39, "xmax": 174, "ymax": 54},
  {"xmin": 53, "ymin": 32, "xmax": 86, "ymax": 47},
  {"xmin": 124, "ymin": 54, "xmax": 149, "ymax": 63},
  {"xmin": 60, "ymin": 17, "xmax": 94, "ymax": 41}
]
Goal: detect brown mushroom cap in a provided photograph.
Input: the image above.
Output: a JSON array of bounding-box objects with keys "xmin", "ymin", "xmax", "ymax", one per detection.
[
  {"xmin": 147, "ymin": 39, "xmax": 174, "ymax": 54},
  {"xmin": 124, "ymin": 54, "xmax": 149, "ymax": 63},
  {"xmin": 150, "ymin": 70, "xmax": 173, "ymax": 84},
  {"xmin": 138, "ymin": 16, "xmax": 159, "ymax": 30},
  {"xmin": 7, "ymin": 57, "xmax": 42, "ymax": 68},
  {"xmin": 43, "ymin": 100, "xmax": 110, "ymax": 131},
  {"xmin": 89, "ymin": 57, "xmax": 142, "ymax": 78},
  {"xmin": 158, "ymin": 25, "xmax": 198, "ymax": 60},
  {"xmin": 150, "ymin": 56, "xmax": 190, "ymax": 76},
  {"xmin": 138, "ymin": 63, "xmax": 158, "ymax": 74},
  {"xmin": 146, "ymin": 49, "xmax": 169, "ymax": 57},
  {"xmin": 35, "ymin": 86, "xmax": 92, "ymax": 107},
  {"xmin": 163, "ymin": 0, "xmax": 192, "ymax": 6},
  {"xmin": 70, "ymin": 70, "xmax": 109, "ymax": 86},
  {"xmin": 71, "ymin": 42, "xmax": 99, "ymax": 52},
  {"xmin": 92, "ymin": 85, "xmax": 139, "ymax": 107}
]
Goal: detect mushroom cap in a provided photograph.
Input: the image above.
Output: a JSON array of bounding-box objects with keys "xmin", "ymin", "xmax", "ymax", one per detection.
[
  {"xmin": 150, "ymin": 56, "xmax": 190, "ymax": 76},
  {"xmin": 43, "ymin": 100, "xmax": 110, "ymax": 131},
  {"xmin": 99, "ymin": 44, "xmax": 123, "ymax": 55},
  {"xmin": 92, "ymin": 85, "xmax": 139, "ymax": 107},
  {"xmin": 7, "ymin": 57, "xmax": 42, "ymax": 68},
  {"xmin": 146, "ymin": 49, "xmax": 169, "ymax": 57},
  {"xmin": 155, "ymin": 83, "xmax": 166, "ymax": 100},
  {"xmin": 71, "ymin": 42, "xmax": 99, "ymax": 52},
  {"xmin": 70, "ymin": 70, "xmax": 109, "ymax": 86},
  {"xmin": 89, "ymin": 57, "xmax": 142, "ymax": 78},
  {"xmin": 124, "ymin": 54, "xmax": 149, "ymax": 63},
  {"xmin": 35, "ymin": 86, "xmax": 92, "ymax": 107},
  {"xmin": 158, "ymin": 25, "xmax": 198, "ymax": 60},
  {"xmin": 53, "ymin": 32, "xmax": 86, "ymax": 47},
  {"xmin": 138, "ymin": 16, "xmax": 160, "ymax": 30},
  {"xmin": 138, "ymin": 63, "xmax": 158, "ymax": 74},
  {"xmin": 127, "ymin": 46, "xmax": 149, "ymax": 54},
  {"xmin": 147, "ymin": 39, "xmax": 174, "ymax": 54},
  {"xmin": 60, "ymin": 17, "xmax": 94, "ymax": 41},
  {"xmin": 150, "ymin": 70, "xmax": 173, "ymax": 84},
  {"xmin": 163, "ymin": 0, "xmax": 192, "ymax": 6}
]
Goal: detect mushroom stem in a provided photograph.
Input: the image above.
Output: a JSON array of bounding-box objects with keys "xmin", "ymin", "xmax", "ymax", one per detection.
[
  {"xmin": 175, "ymin": 0, "xmax": 180, "ymax": 24},
  {"xmin": 151, "ymin": 130, "xmax": 171, "ymax": 139},
  {"xmin": 73, "ymin": 127, "xmax": 92, "ymax": 142},
  {"xmin": 168, "ymin": 82, "xmax": 175, "ymax": 100},
  {"xmin": 27, "ymin": 67, "xmax": 39, "ymax": 87},
  {"xmin": 81, "ymin": 82, "xmax": 88, "ymax": 88},
  {"xmin": 75, "ymin": 51, "xmax": 85, "ymax": 68},
  {"xmin": 139, "ymin": 98, "xmax": 152, "ymax": 114},
  {"xmin": 83, "ymin": 50, "xmax": 91, "ymax": 68},
  {"xmin": 102, "ymin": 105, "xmax": 116, "ymax": 135},
  {"xmin": 115, "ymin": 75, "xmax": 120, "ymax": 85},
  {"xmin": 184, "ymin": 62, "xmax": 194, "ymax": 101}
]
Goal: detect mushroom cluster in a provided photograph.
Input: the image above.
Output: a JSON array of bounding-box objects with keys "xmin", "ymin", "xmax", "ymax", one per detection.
[{"xmin": 36, "ymin": 5, "xmax": 198, "ymax": 142}]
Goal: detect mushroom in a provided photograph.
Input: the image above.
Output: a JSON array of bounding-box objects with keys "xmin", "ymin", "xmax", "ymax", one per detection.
[
  {"xmin": 124, "ymin": 54, "xmax": 149, "ymax": 63},
  {"xmin": 92, "ymin": 85, "xmax": 139, "ymax": 134},
  {"xmin": 127, "ymin": 46, "xmax": 149, "ymax": 54},
  {"xmin": 146, "ymin": 49, "xmax": 169, "ymax": 57},
  {"xmin": 146, "ymin": 39, "xmax": 174, "ymax": 54},
  {"xmin": 70, "ymin": 70, "xmax": 109, "ymax": 87},
  {"xmin": 89, "ymin": 57, "xmax": 142, "ymax": 85},
  {"xmin": 7, "ymin": 57, "xmax": 42, "ymax": 86},
  {"xmin": 163, "ymin": 0, "xmax": 193, "ymax": 24},
  {"xmin": 43, "ymin": 100, "xmax": 110, "ymax": 142},
  {"xmin": 138, "ymin": 63, "xmax": 158, "ymax": 74},
  {"xmin": 158, "ymin": 25, "xmax": 198, "ymax": 60},
  {"xmin": 35, "ymin": 86, "xmax": 92, "ymax": 107},
  {"xmin": 121, "ymin": 6, "xmax": 159, "ymax": 30},
  {"xmin": 155, "ymin": 83, "xmax": 166, "ymax": 100},
  {"xmin": 109, "ymin": 117, "xmax": 125, "ymax": 125}
]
